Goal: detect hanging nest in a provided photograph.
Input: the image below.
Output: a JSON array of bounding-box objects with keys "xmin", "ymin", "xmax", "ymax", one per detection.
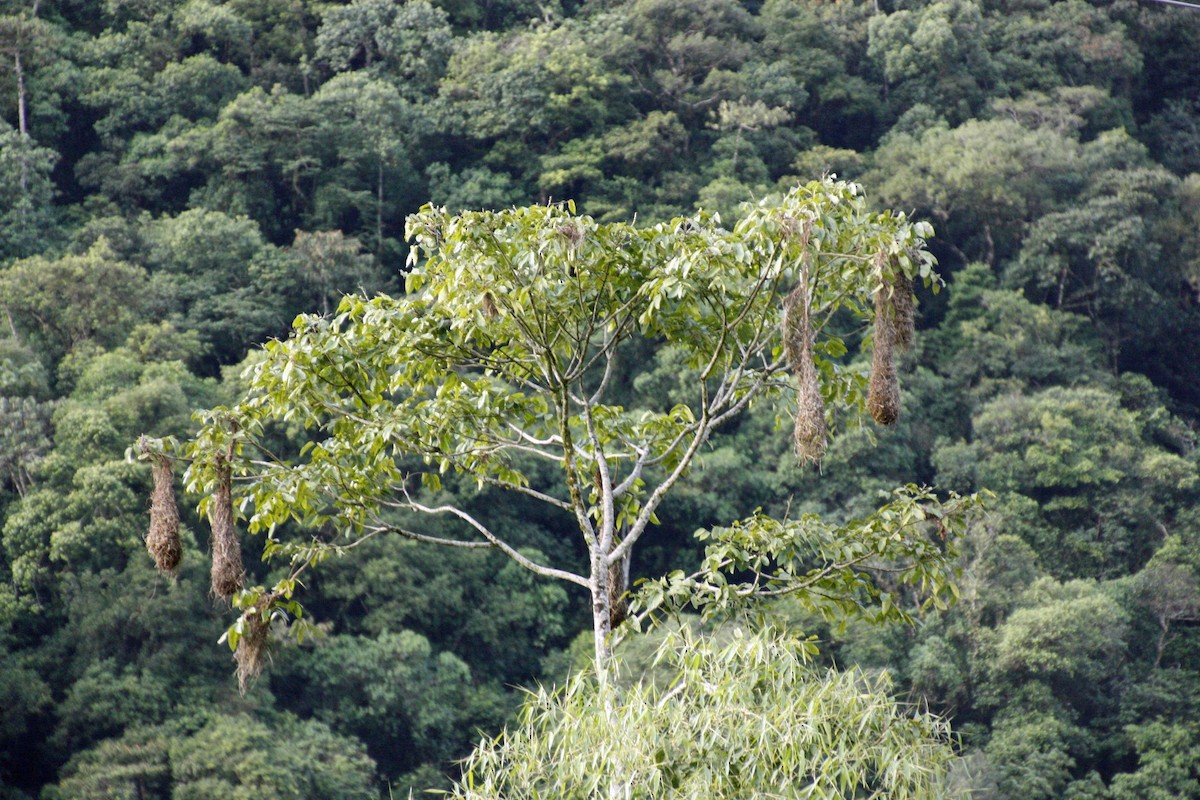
[
  {"xmin": 783, "ymin": 282, "xmax": 827, "ymax": 463},
  {"xmin": 209, "ymin": 458, "xmax": 244, "ymax": 599},
  {"xmin": 235, "ymin": 594, "xmax": 275, "ymax": 694},
  {"xmin": 481, "ymin": 290, "xmax": 499, "ymax": 319},
  {"xmin": 145, "ymin": 453, "xmax": 182, "ymax": 573},
  {"xmin": 867, "ymin": 283, "xmax": 901, "ymax": 426},
  {"xmin": 890, "ymin": 269, "xmax": 915, "ymax": 352},
  {"xmin": 556, "ymin": 221, "xmax": 584, "ymax": 247},
  {"xmin": 793, "ymin": 356, "xmax": 828, "ymax": 461}
]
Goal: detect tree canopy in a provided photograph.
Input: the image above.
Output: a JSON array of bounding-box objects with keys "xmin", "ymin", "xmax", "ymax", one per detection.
[{"xmin": 180, "ymin": 178, "xmax": 977, "ymax": 685}]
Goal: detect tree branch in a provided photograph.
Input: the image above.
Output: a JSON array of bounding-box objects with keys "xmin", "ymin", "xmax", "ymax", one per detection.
[
  {"xmin": 404, "ymin": 496, "xmax": 591, "ymax": 588},
  {"xmin": 476, "ymin": 473, "xmax": 573, "ymax": 511},
  {"xmin": 367, "ymin": 523, "xmax": 497, "ymax": 549}
]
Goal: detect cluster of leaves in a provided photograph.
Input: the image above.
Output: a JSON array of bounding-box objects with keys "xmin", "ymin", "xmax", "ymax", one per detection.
[{"xmin": 638, "ymin": 485, "xmax": 979, "ymax": 628}]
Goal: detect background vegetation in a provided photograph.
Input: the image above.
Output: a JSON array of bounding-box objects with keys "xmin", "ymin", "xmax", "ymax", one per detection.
[{"xmin": 1, "ymin": 0, "xmax": 1199, "ymax": 797}]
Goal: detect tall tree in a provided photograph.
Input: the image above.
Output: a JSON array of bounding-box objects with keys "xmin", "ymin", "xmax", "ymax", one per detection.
[
  {"xmin": 0, "ymin": 121, "xmax": 56, "ymax": 263},
  {"xmin": 0, "ymin": 239, "xmax": 147, "ymax": 360},
  {"xmin": 178, "ymin": 178, "xmax": 977, "ymax": 687},
  {"xmin": 0, "ymin": 1, "xmax": 55, "ymax": 139}
]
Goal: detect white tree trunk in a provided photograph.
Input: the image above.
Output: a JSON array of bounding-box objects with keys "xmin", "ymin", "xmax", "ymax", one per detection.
[{"xmin": 590, "ymin": 545, "xmax": 614, "ymax": 682}]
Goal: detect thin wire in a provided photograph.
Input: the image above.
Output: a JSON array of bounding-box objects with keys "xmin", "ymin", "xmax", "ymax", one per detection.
[{"xmin": 1141, "ymin": 0, "xmax": 1200, "ymax": 9}]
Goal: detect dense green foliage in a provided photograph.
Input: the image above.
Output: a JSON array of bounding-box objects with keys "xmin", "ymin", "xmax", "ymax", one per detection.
[
  {"xmin": 2, "ymin": 0, "xmax": 1200, "ymax": 797},
  {"xmin": 451, "ymin": 625, "xmax": 960, "ymax": 799}
]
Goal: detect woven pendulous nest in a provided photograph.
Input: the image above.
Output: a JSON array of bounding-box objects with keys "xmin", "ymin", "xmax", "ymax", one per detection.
[
  {"xmin": 890, "ymin": 270, "xmax": 915, "ymax": 352},
  {"xmin": 867, "ymin": 280, "xmax": 901, "ymax": 426},
  {"xmin": 482, "ymin": 291, "xmax": 499, "ymax": 319},
  {"xmin": 235, "ymin": 595, "xmax": 274, "ymax": 694},
  {"xmin": 209, "ymin": 458, "xmax": 244, "ymax": 599},
  {"xmin": 557, "ymin": 221, "xmax": 585, "ymax": 247},
  {"xmin": 783, "ymin": 281, "xmax": 827, "ymax": 463},
  {"xmin": 146, "ymin": 454, "xmax": 182, "ymax": 573}
]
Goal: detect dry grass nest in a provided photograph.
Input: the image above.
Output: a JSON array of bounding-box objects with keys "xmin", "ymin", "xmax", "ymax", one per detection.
[
  {"xmin": 783, "ymin": 283, "xmax": 827, "ymax": 463},
  {"xmin": 868, "ymin": 284, "xmax": 901, "ymax": 426},
  {"xmin": 793, "ymin": 359, "xmax": 828, "ymax": 463},
  {"xmin": 482, "ymin": 290, "xmax": 499, "ymax": 319},
  {"xmin": 556, "ymin": 221, "xmax": 584, "ymax": 247},
  {"xmin": 146, "ymin": 454, "xmax": 182, "ymax": 573},
  {"xmin": 235, "ymin": 593, "xmax": 277, "ymax": 694},
  {"xmin": 890, "ymin": 270, "xmax": 915, "ymax": 352},
  {"xmin": 209, "ymin": 458, "xmax": 244, "ymax": 599}
]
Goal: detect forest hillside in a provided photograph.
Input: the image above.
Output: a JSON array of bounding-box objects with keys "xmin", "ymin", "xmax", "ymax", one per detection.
[{"xmin": 1, "ymin": 0, "xmax": 1200, "ymax": 797}]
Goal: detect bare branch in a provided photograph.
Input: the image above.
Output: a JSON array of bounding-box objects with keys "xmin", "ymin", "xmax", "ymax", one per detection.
[
  {"xmin": 493, "ymin": 440, "xmax": 565, "ymax": 462},
  {"xmin": 506, "ymin": 423, "xmax": 562, "ymax": 448},
  {"xmin": 477, "ymin": 473, "xmax": 573, "ymax": 511},
  {"xmin": 612, "ymin": 445, "xmax": 649, "ymax": 498},
  {"xmin": 610, "ymin": 408, "xmax": 711, "ymax": 565},
  {"xmin": 367, "ymin": 523, "xmax": 496, "ymax": 549},
  {"xmin": 405, "ymin": 496, "xmax": 592, "ymax": 588},
  {"xmin": 609, "ymin": 297, "xmax": 786, "ymax": 565},
  {"xmin": 586, "ymin": 340, "xmax": 618, "ymax": 407}
]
